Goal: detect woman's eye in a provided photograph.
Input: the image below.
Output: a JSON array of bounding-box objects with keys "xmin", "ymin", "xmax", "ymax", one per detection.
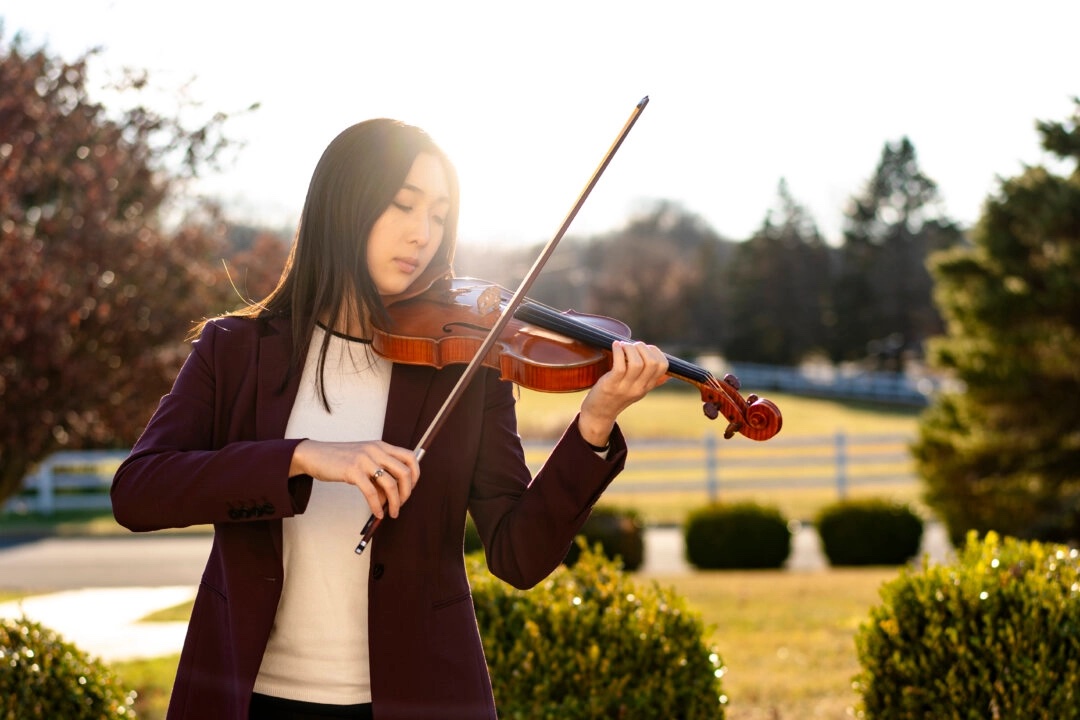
[
  {"xmin": 432, "ymin": 215, "xmax": 446, "ymax": 227},
  {"xmin": 392, "ymin": 201, "xmax": 412, "ymax": 212}
]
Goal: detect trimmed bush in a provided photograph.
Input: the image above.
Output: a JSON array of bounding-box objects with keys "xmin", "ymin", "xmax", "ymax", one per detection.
[
  {"xmin": 855, "ymin": 531, "xmax": 1080, "ymax": 718},
  {"xmin": 816, "ymin": 499, "xmax": 924, "ymax": 566},
  {"xmin": 471, "ymin": 542, "xmax": 727, "ymax": 718},
  {"xmin": 563, "ymin": 505, "xmax": 645, "ymax": 571},
  {"xmin": 0, "ymin": 616, "xmax": 137, "ymax": 719},
  {"xmin": 684, "ymin": 502, "xmax": 791, "ymax": 569}
]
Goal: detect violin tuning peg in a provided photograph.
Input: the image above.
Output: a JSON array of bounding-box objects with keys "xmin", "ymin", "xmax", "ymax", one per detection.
[
  {"xmin": 702, "ymin": 402, "xmax": 719, "ymax": 420},
  {"xmin": 723, "ymin": 373, "xmax": 741, "ymax": 391},
  {"xmin": 723, "ymin": 421, "xmax": 741, "ymax": 440},
  {"xmin": 747, "ymin": 394, "xmax": 759, "ymax": 404}
]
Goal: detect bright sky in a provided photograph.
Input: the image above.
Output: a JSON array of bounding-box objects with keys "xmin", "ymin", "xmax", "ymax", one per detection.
[{"xmin": 4, "ymin": 0, "xmax": 1079, "ymax": 249}]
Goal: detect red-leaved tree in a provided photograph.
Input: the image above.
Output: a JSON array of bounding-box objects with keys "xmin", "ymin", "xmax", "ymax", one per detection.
[{"xmin": 0, "ymin": 31, "xmax": 267, "ymax": 504}]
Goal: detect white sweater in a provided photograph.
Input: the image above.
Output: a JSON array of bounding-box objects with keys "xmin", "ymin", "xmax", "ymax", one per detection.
[{"xmin": 254, "ymin": 327, "xmax": 391, "ymax": 704}]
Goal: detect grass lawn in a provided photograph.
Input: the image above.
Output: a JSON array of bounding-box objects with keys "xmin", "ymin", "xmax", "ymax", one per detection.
[
  {"xmin": 0, "ymin": 508, "xmax": 134, "ymax": 536},
  {"xmin": 515, "ymin": 387, "xmax": 922, "ymax": 441},
  {"xmin": 110, "ymin": 654, "xmax": 180, "ymax": 719},
  {"xmin": 664, "ymin": 569, "xmax": 896, "ymax": 719},
  {"xmin": 0, "ymin": 591, "xmax": 29, "ymax": 603}
]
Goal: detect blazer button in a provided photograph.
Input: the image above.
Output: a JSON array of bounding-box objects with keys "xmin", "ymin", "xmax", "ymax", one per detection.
[{"xmin": 372, "ymin": 563, "xmax": 385, "ymax": 580}]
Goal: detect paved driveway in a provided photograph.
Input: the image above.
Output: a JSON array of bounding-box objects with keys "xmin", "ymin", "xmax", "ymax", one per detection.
[{"xmin": 0, "ymin": 534, "xmax": 211, "ymax": 591}]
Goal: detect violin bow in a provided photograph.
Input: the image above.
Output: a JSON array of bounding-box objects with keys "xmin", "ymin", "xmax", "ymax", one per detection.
[{"xmin": 356, "ymin": 96, "xmax": 650, "ymax": 553}]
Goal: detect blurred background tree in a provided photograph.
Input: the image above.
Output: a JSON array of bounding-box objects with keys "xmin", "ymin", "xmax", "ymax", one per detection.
[
  {"xmin": 830, "ymin": 137, "xmax": 963, "ymax": 366},
  {"xmin": 0, "ymin": 31, "xmax": 285, "ymax": 505},
  {"xmin": 461, "ymin": 142, "xmax": 961, "ymax": 373},
  {"xmin": 584, "ymin": 202, "xmax": 722, "ymax": 349},
  {"xmin": 723, "ymin": 179, "xmax": 832, "ymax": 365},
  {"xmin": 914, "ymin": 99, "xmax": 1080, "ymax": 544}
]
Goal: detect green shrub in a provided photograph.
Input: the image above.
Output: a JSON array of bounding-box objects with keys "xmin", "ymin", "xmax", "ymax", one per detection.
[
  {"xmin": 0, "ymin": 616, "xmax": 137, "ymax": 719},
  {"xmin": 854, "ymin": 531, "xmax": 1080, "ymax": 718},
  {"xmin": 816, "ymin": 499, "xmax": 924, "ymax": 566},
  {"xmin": 563, "ymin": 505, "xmax": 645, "ymax": 571},
  {"xmin": 470, "ymin": 542, "xmax": 727, "ymax": 719},
  {"xmin": 684, "ymin": 502, "xmax": 791, "ymax": 569}
]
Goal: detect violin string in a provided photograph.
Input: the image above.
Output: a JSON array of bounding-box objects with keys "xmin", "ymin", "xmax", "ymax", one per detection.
[{"xmin": 513, "ymin": 301, "xmax": 714, "ymax": 385}]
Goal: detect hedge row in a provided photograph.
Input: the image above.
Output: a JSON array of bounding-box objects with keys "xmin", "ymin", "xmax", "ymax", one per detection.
[{"xmin": 684, "ymin": 499, "xmax": 925, "ymax": 569}]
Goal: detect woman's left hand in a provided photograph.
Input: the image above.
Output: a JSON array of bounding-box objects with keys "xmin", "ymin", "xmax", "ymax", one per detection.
[{"xmin": 578, "ymin": 340, "xmax": 669, "ymax": 448}]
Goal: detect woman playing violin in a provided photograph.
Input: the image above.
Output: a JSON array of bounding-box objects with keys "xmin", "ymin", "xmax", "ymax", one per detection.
[{"xmin": 111, "ymin": 118, "xmax": 669, "ymax": 720}]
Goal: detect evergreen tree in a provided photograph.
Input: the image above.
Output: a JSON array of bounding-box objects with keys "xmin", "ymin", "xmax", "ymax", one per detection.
[
  {"xmin": 724, "ymin": 180, "xmax": 831, "ymax": 364},
  {"xmin": 831, "ymin": 138, "xmax": 962, "ymax": 366},
  {"xmin": 914, "ymin": 100, "xmax": 1080, "ymax": 544}
]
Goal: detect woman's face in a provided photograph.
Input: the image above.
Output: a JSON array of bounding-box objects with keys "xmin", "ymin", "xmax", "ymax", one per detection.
[{"xmin": 366, "ymin": 152, "xmax": 450, "ymax": 297}]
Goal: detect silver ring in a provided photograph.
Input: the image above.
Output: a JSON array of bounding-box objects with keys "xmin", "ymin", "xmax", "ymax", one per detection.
[{"xmin": 372, "ymin": 468, "xmax": 385, "ymax": 480}]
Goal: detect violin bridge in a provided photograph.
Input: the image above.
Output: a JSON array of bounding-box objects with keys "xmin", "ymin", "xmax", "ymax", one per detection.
[{"xmin": 477, "ymin": 286, "xmax": 501, "ymax": 316}]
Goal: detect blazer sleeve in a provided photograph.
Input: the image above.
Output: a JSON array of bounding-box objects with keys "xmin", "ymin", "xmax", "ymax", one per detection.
[
  {"xmin": 111, "ymin": 320, "xmax": 312, "ymax": 532},
  {"xmin": 468, "ymin": 370, "xmax": 627, "ymax": 589}
]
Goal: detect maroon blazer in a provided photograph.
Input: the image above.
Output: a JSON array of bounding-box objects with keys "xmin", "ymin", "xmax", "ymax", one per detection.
[{"xmin": 111, "ymin": 315, "xmax": 626, "ymax": 719}]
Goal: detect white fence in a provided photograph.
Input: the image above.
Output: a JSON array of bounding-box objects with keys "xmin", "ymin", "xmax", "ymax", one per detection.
[
  {"xmin": 525, "ymin": 431, "xmax": 916, "ymax": 503},
  {"xmin": 3, "ymin": 450, "xmax": 129, "ymax": 515},
  {"xmin": 6, "ymin": 433, "xmax": 917, "ymax": 516}
]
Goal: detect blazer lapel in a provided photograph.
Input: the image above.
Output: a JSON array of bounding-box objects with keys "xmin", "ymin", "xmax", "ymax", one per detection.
[
  {"xmin": 383, "ymin": 363, "xmax": 440, "ymax": 449},
  {"xmin": 254, "ymin": 317, "xmax": 302, "ymax": 561},
  {"xmin": 256, "ymin": 317, "xmax": 301, "ymax": 442}
]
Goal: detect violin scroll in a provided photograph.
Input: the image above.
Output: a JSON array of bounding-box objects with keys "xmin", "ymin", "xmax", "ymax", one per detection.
[
  {"xmin": 701, "ymin": 373, "xmax": 782, "ymax": 441},
  {"xmin": 741, "ymin": 397, "xmax": 783, "ymax": 441}
]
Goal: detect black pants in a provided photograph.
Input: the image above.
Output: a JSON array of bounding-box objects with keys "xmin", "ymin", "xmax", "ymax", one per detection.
[{"xmin": 249, "ymin": 693, "xmax": 374, "ymax": 720}]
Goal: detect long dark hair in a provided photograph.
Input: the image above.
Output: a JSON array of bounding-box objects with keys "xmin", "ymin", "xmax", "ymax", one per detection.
[{"xmin": 212, "ymin": 119, "xmax": 460, "ymax": 404}]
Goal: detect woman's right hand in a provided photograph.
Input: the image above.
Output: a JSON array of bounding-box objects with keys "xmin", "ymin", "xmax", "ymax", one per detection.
[{"xmin": 289, "ymin": 439, "xmax": 420, "ymax": 519}]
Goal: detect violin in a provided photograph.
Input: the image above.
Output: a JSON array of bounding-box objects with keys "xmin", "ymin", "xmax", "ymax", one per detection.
[{"xmin": 372, "ymin": 276, "xmax": 782, "ymax": 442}]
